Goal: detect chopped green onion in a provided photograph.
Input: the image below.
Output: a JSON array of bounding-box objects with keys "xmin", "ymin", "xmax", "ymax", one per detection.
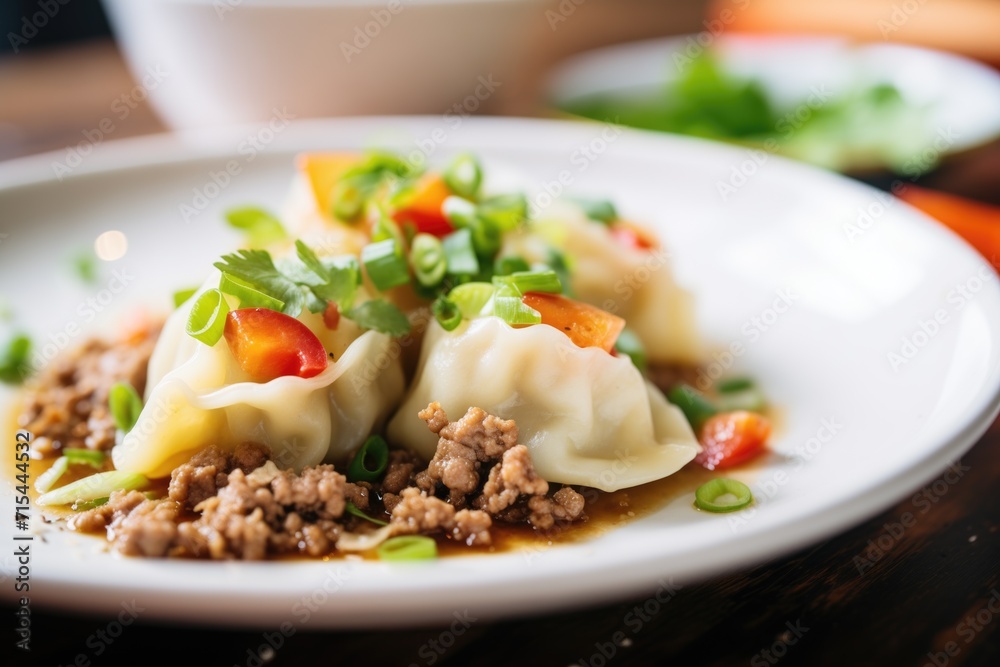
[
  {"xmin": 614, "ymin": 329, "xmax": 647, "ymax": 372},
  {"xmin": 346, "ymin": 299, "xmax": 412, "ymax": 337},
  {"xmin": 717, "ymin": 377, "xmax": 754, "ymax": 393},
  {"xmin": 0, "ymin": 333, "xmax": 32, "ymax": 385},
  {"xmin": 572, "ymin": 197, "xmax": 618, "ymax": 224},
  {"xmin": 72, "ymin": 249, "xmax": 98, "ymax": 284},
  {"xmin": 432, "ymin": 296, "xmax": 463, "ymax": 331},
  {"xmin": 347, "ymin": 435, "xmax": 389, "ymax": 483},
  {"xmin": 667, "ymin": 384, "xmax": 718, "ymax": 431},
  {"xmin": 362, "ymin": 239, "xmax": 411, "ymax": 291},
  {"xmin": 219, "ymin": 272, "xmax": 285, "ymax": 311},
  {"xmin": 359, "ymin": 150, "xmax": 415, "ymax": 178},
  {"xmin": 34, "ymin": 457, "xmax": 69, "ymax": 494},
  {"xmin": 173, "ymin": 287, "xmax": 198, "ymax": 308},
  {"xmin": 377, "ymin": 535, "xmax": 438, "ymax": 561},
  {"xmin": 493, "ymin": 285, "xmax": 541, "ymax": 325},
  {"xmin": 345, "ymin": 502, "xmax": 388, "ymax": 526},
  {"xmin": 717, "ymin": 387, "xmax": 768, "ymax": 413},
  {"xmin": 72, "ymin": 497, "xmax": 110, "ymax": 511},
  {"xmin": 442, "ymin": 196, "xmax": 478, "ymax": 229},
  {"xmin": 443, "ymin": 153, "xmax": 483, "ymax": 200},
  {"xmin": 409, "ymin": 234, "xmax": 447, "ymax": 287},
  {"xmin": 108, "ymin": 382, "xmax": 144, "ymax": 433},
  {"xmin": 36, "ymin": 471, "xmax": 148, "ymax": 507},
  {"xmin": 442, "ymin": 228, "xmax": 480, "ymax": 275},
  {"xmin": 468, "ymin": 218, "xmax": 502, "ymax": 257},
  {"xmin": 477, "ymin": 193, "xmax": 527, "ymax": 232},
  {"xmin": 225, "ymin": 207, "xmax": 288, "ymax": 247},
  {"xmin": 330, "ymin": 173, "xmax": 375, "ymax": 222},
  {"xmin": 694, "ymin": 479, "xmax": 753, "ymax": 513},
  {"xmin": 492, "ymin": 270, "xmax": 562, "ymax": 295},
  {"xmin": 448, "ymin": 283, "xmax": 495, "ymax": 319},
  {"xmin": 185, "ymin": 288, "xmax": 230, "ymax": 346},
  {"xmin": 493, "ymin": 256, "xmax": 531, "ymax": 276},
  {"xmin": 372, "ymin": 214, "xmax": 405, "ymax": 246},
  {"xmin": 63, "ymin": 448, "xmax": 105, "ymax": 468}
]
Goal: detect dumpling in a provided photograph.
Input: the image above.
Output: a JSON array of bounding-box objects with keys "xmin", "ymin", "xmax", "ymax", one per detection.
[
  {"xmin": 503, "ymin": 202, "xmax": 702, "ymax": 364},
  {"xmin": 112, "ymin": 275, "xmax": 404, "ymax": 478},
  {"xmin": 387, "ymin": 317, "xmax": 699, "ymax": 492}
]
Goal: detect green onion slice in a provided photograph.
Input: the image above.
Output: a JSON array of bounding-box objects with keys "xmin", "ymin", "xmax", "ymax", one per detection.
[
  {"xmin": 0, "ymin": 333, "xmax": 32, "ymax": 385},
  {"xmin": 449, "ymin": 282, "xmax": 495, "ymax": 319},
  {"xmin": 717, "ymin": 377, "xmax": 755, "ymax": 393},
  {"xmin": 377, "ymin": 535, "xmax": 438, "ymax": 561},
  {"xmin": 186, "ymin": 288, "xmax": 230, "ymax": 346},
  {"xmin": 72, "ymin": 497, "xmax": 110, "ymax": 512},
  {"xmin": 173, "ymin": 287, "xmax": 198, "ymax": 309},
  {"xmin": 34, "ymin": 457, "xmax": 69, "ymax": 494},
  {"xmin": 443, "ymin": 153, "xmax": 483, "ymax": 200},
  {"xmin": 362, "ymin": 239, "xmax": 411, "ymax": 292},
  {"xmin": 492, "ymin": 270, "xmax": 562, "ymax": 295},
  {"xmin": 410, "ymin": 233, "xmax": 447, "ymax": 287},
  {"xmin": 347, "ymin": 435, "xmax": 389, "ymax": 483},
  {"xmin": 36, "ymin": 471, "xmax": 148, "ymax": 507},
  {"xmin": 572, "ymin": 197, "xmax": 618, "ymax": 224},
  {"xmin": 493, "ymin": 255, "xmax": 531, "ymax": 276},
  {"xmin": 477, "ymin": 193, "xmax": 527, "ymax": 232},
  {"xmin": 108, "ymin": 381, "xmax": 144, "ymax": 433},
  {"xmin": 345, "ymin": 502, "xmax": 388, "ymax": 526},
  {"xmin": 442, "ymin": 228, "xmax": 480, "ymax": 276},
  {"xmin": 694, "ymin": 479, "xmax": 753, "ymax": 513},
  {"xmin": 667, "ymin": 385, "xmax": 718, "ymax": 431},
  {"xmin": 442, "ymin": 196, "xmax": 478, "ymax": 229},
  {"xmin": 64, "ymin": 448, "xmax": 106, "ymax": 468},
  {"xmin": 493, "ymin": 285, "xmax": 541, "ymax": 325},
  {"xmin": 432, "ymin": 296, "xmax": 463, "ymax": 332},
  {"xmin": 717, "ymin": 387, "xmax": 768, "ymax": 413},
  {"xmin": 219, "ymin": 272, "xmax": 285, "ymax": 311}
]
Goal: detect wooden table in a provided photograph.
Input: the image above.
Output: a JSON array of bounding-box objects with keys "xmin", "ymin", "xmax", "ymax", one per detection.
[{"xmin": 3, "ymin": 36, "xmax": 999, "ymax": 667}]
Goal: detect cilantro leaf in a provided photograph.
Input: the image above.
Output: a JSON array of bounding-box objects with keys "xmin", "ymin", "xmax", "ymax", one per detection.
[
  {"xmin": 214, "ymin": 249, "xmax": 310, "ymax": 316},
  {"xmin": 225, "ymin": 208, "xmax": 288, "ymax": 247},
  {"xmin": 294, "ymin": 241, "xmax": 360, "ymax": 309},
  {"xmin": 346, "ymin": 300, "xmax": 412, "ymax": 337}
]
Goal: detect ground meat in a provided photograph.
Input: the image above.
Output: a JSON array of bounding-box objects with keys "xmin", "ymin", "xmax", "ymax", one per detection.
[
  {"xmin": 527, "ymin": 486, "xmax": 587, "ymax": 531},
  {"xmin": 474, "ymin": 445, "xmax": 548, "ymax": 515},
  {"xmin": 168, "ymin": 442, "xmax": 270, "ymax": 509},
  {"xmin": 390, "ymin": 488, "xmax": 492, "ymax": 546},
  {"xmin": 70, "ymin": 489, "xmax": 183, "ymax": 557},
  {"xmin": 19, "ymin": 328, "xmax": 158, "ymax": 456},
  {"xmin": 415, "ymin": 402, "xmax": 519, "ymax": 505}
]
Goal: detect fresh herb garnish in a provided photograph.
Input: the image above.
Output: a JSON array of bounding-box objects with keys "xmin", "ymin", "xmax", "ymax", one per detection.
[
  {"xmin": 0, "ymin": 333, "xmax": 31, "ymax": 385},
  {"xmin": 225, "ymin": 207, "xmax": 288, "ymax": 247},
  {"xmin": 346, "ymin": 299, "xmax": 412, "ymax": 337},
  {"xmin": 108, "ymin": 382, "xmax": 144, "ymax": 433},
  {"xmin": 346, "ymin": 435, "xmax": 390, "ymax": 483}
]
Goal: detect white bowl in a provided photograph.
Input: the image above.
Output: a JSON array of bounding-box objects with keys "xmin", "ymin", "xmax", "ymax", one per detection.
[{"xmin": 101, "ymin": 0, "xmax": 534, "ymax": 129}]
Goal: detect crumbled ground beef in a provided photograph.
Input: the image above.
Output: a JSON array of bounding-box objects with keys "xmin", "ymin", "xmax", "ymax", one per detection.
[
  {"xmin": 67, "ymin": 403, "xmax": 587, "ymax": 559},
  {"xmin": 19, "ymin": 328, "xmax": 158, "ymax": 456}
]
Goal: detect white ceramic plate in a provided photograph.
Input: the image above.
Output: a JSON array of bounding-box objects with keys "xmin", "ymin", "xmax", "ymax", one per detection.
[
  {"xmin": 1, "ymin": 117, "xmax": 999, "ymax": 628},
  {"xmin": 545, "ymin": 35, "xmax": 1000, "ymax": 171}
]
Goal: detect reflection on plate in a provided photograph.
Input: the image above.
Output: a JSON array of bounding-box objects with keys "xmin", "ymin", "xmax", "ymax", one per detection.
[{"xmin": 1, "ymin": 117, "xmax": 999, "ymax": 628}]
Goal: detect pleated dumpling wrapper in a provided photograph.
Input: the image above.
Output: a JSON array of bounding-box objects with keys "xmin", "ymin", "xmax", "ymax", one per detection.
[
  {"xmin": 387, "ymin": 317, "xmax": 700, "ymax": 492},
  {"xmin": 112, "ymin": 277, "xmax": 404, "ymax": 479}
]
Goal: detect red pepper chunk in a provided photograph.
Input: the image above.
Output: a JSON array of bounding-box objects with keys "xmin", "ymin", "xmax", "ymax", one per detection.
[
  {"xmin": 695, "ymin": 411, "xmax": 771, "ymax": 470},
  {"xmin": 224, "ymin": 308, "xmax": 329, "ymax": 382},
  {"xmin": 391, "ymin": 174, "xmax": 455, "ymax": 237}
]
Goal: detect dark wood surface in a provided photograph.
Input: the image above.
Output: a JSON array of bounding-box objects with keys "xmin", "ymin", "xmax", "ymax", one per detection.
[{"xmin": 3, "ymin": 30, "xmax": 1000, "ymax": 667}]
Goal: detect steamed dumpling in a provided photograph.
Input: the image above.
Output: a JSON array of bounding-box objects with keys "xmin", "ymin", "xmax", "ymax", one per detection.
[
  {"xmin": 113, "ymin": 277, "xmax": 404, "ymax": 478},
  {"xmin": 387, "ymin": 317, "xmax": 699, "ymax": 491},
  {"xmin": 504, "ymin": 202, "xmax": 701, "ymax": 364}
]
